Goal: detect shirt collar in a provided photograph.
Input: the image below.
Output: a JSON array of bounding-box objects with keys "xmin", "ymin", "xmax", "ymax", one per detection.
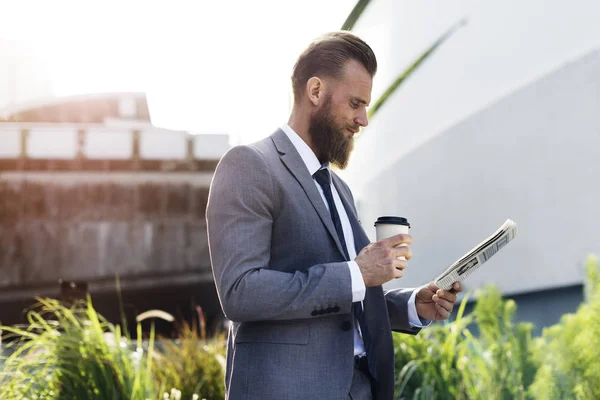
[{"xmin": 280, "ymin": 123, "xmax": 328, "ymax": 176}]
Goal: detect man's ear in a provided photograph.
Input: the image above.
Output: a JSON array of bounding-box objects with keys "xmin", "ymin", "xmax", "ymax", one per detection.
[{"xmin": 306, "ymin": 77, "xmax": 324, "ymax": 106}]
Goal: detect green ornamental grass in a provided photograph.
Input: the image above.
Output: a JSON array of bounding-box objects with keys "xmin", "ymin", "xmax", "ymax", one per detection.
[
  {"xmin": 529, "ymin": 255, "xmax": 600, "ymax": 400},
  {"xmin": 0, "ymin": 296, "xmax": 157, "ymax": 399},
  {"xmin": 393, "ymin": 287, "xmax": 538, "ymax": 400},
  {"xmin": 0, "ymin": 296, "xmax": 224, "ymax": 400},
  {"xmin": 1, "ymin": 255, "xmax": 599, "ymax": 399}
]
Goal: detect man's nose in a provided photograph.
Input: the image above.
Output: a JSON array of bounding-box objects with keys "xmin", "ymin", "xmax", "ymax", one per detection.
[{"xmin": 355, "ymin": 109, "xmax": 369, "ymax": 127}]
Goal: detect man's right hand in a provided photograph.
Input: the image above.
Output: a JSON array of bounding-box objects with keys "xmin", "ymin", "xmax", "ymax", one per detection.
[{"xmin": 354, "ymin": 234, "xmax": 413, "ymax": 287}]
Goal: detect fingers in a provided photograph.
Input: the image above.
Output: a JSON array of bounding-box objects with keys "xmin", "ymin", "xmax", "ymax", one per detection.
[
  {"xmin": 432, "ymin": 289, "xmax": 457, "ymax": 316},
  {"xmin": 450, "ymin": 282, "xmax": 463, "ymax": 293},
  {"xmin": 427, "ymin": 282, "xmax": 439, "ymax": 292},
  {"xmin": 428, "ymin": 282, "xmax": 462, "ymax": 295},
  {"xmin": 391, "ymin": 247, "xmax": 410, "ymax": 279},
  {"xmin": 358, "ymin": 236, "xmax": 414, "ymax": 284},
  {"xmin": 392, "ymin": 268, "xmax": 404, "ymax": 279},
  {"xmin": 435, "ymin": 289, "xmax": 457, "ymax": 305},
  {"xmin": 390, "ymin": 257, "xmax": 407, "ymax": 279},
  {"xmin": 384, "ymin": 233, "xmax": 413, "ymax": 248},
  {"xmin": 392, "ymin": 245, "xmax": 412, "ymax": 261},
  {"xmin": 435, "ymin": 303, "xmax": 451, "ymax": 319},
  {"xmin": 432, "ymin": 295, "xmax": 453, "ymax": 313},
  {"xmin": 376, "ymin": 234, "xmax": 413, "ymax": 260},
  {"xmin": 393, "ymin": 259, "xmax": 408, "ymax": 271}
]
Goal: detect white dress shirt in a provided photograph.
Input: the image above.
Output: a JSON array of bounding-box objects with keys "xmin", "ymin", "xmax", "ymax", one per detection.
[{"xmin": 281, "ymin": 124, "xmax": 428, "ymax": 357}]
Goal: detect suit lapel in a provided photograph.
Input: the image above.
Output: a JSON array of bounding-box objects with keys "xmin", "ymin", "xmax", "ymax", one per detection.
[
  {"xmin": 271, "ymin": 129, "xmax": 347, "ymax": 259},
  {"xmin": 332, "ymin": 173, "xmax": 370, "ymax": 254}
]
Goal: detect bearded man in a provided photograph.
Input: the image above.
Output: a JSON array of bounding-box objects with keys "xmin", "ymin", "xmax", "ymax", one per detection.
[{"xmin": 206, "ymin": 31, "xmax": 462, "ymax": 400}]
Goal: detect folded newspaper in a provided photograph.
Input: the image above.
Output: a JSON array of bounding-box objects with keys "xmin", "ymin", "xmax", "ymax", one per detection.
[{"xmin": 434, "ymin": 219, "xmax": 518, "ymax": 290}]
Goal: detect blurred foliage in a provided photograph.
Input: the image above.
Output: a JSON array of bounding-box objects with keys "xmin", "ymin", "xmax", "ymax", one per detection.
[
  {"xmin": 341, "ymin": 0, "xmax": 372, "ymax": 31},
  {"xmin": 463, "ymin": 287, "xmax": 537, "ymax": 400},
  {"xmin": 393, "ymin": 254, "xmax": 599, "ymax": 400},
  {"xmin": 365, "ymin": 19, "xmax": 466, "ymax": 120},
  {"xmin": 0, "ymin": 297, "xmax": 225, "ymax": 400},
  {"xmin": 529, "ymin": 255, "xmax": 600, "ymax": 400},
  {"xmin": 152, "ymin": 307, "xmax": 226, "ymax": 400},
  {"xmin": 392, "ymin": 293, "xmax": 473, "ymax": 399},
  {"xmin": 0, "ymin": 297, "xmax": 156, "ymax": 399},
  {"xmin": 1, "ymin": 256, "xmax": 599, "ymax": 399},
  {"xmin": 393, "ymin": 287, "xmax": 538, "ymax": 400}
]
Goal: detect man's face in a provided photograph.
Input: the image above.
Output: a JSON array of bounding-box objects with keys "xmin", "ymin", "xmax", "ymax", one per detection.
[{"xmin": 308, "ymin": 59, "xmax": 372, "ymax": 169}]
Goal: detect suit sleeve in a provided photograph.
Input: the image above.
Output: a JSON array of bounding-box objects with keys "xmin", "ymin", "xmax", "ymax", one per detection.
[
  {"xmin": 384, "ymin": 288, "xmax": 421, "ymax": 335},
  {"xmin": 206, "ymin": 145, "xmax": 353, "ymax": 323}
]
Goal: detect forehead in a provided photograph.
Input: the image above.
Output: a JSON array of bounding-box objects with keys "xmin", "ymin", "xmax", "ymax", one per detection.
[{"xmin": 331, "ymin": 59, "xmax": 373, "ymax": 103}]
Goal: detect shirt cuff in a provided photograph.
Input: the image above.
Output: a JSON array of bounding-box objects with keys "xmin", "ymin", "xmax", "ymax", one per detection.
[
  {"xmin": 348, "ymin": 261, "xmax": 366, "ymax": 302},
  {"xmin": 408, "ymin": 289, "xmax": 433, "ymax": 328}
]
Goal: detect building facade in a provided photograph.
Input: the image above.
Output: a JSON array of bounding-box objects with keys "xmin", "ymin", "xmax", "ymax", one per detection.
[
  {"xmin": 0, "ymin": 92, "xmax": 230, "ymax": 333},
  {"xmin": 341, "ymin": 0, "xmax": 600, "ymax": 332}
]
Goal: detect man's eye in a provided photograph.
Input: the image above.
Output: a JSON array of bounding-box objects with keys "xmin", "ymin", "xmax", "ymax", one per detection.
[{"xmin": 351, "ymin": 102, "xmax": 359, "ymax": 109}]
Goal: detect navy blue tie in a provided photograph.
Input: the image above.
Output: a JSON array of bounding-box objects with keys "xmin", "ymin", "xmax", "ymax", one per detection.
[
  {"xmin": 313, "ymin": 168, "xmax": 372, "ymax": 369},
  {"xmin": 313, "ymin": 168, "xmax": 349, "ymax": 260}
]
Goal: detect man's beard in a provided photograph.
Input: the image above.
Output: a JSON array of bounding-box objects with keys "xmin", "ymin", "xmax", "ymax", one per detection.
[{"xmin": 308, "ymin": 96, "xmax": 355, "ymax": 170}]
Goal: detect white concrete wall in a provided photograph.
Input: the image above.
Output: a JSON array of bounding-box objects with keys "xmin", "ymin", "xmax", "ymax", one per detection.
[
  {"xmin": 351, "ymin": 49, "xmax": 600, "ymax": 296},
  {"xmin": 343, "ymin": 0, "xmax": 600, "ymax": 194}
]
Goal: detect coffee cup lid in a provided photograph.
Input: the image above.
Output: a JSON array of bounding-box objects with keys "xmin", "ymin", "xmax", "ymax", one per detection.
[{"xmin": 374, "ymin": 216, "xmax": 410, "ymax": 228}]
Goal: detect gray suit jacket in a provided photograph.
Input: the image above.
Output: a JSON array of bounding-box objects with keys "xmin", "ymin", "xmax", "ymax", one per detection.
[{"xmin": 206, "ymin": 129, "xmax": 419, "ymax": 400}]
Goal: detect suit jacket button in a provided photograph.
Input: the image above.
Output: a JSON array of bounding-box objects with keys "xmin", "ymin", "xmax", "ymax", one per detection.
[
  {"xmin": 341, "ymin": 321, "xmax": 352, "ymax": 331},
  {"xmin": 333, "ymin": 306, "xmax": 340, "ymax": 313}
]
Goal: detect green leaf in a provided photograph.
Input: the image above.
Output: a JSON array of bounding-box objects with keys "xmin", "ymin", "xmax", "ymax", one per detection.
[
  {"xmin": 368, "ymin": 18, "xmax": 467, "ymax": 119},
  {"xmin": 397, "ymin": 360, "xmax": 421, "ymax": 395},
  {"xmin": 341, "ymin": 0, "xmax": 372, "ymax": 31}
]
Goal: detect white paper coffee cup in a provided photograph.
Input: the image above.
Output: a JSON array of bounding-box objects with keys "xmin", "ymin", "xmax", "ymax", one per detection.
[{"xmin": 374, "ymin": 216, "xmax": 410, "ymax": 260}]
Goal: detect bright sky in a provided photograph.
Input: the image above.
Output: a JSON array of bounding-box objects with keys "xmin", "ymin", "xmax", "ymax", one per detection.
[{"xmin": 0, "ymin": 0, "xmax": 356, "ymax": 144}]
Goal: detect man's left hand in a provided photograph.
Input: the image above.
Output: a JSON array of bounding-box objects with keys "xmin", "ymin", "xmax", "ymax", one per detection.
[{"xmin": 415, "ymin": 282, "xmax": 463, "ymax": 321}]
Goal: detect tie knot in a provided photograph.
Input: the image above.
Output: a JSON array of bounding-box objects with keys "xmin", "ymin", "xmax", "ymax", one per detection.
[{"xmin": 313, "ymin": 168, "xmax": 331, "ymax": 187}]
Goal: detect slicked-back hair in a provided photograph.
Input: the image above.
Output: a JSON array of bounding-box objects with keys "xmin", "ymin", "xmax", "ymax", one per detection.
[{"xmin": 291, "ymin": 31, "xmax": 377, "ymax": 102}]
